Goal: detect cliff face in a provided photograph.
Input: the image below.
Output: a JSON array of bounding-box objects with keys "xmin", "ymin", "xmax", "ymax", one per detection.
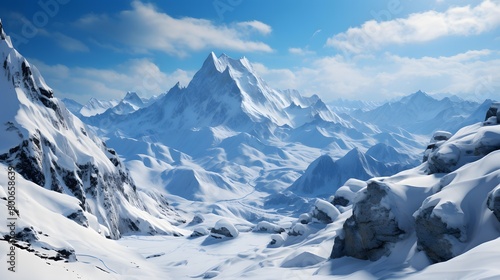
[{"xmin": 0, "ymin": 20, "xmax": 183, "ymax": 239}]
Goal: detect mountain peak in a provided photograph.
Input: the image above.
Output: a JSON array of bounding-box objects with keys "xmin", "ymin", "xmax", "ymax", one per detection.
[{"xmin": 123, "ymin": 91, "xmax": 143, "ymax": 104}]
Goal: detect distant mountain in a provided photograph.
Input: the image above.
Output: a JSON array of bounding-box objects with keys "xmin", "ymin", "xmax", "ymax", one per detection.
[
  {"xmin": 61, "ymin": 98, "xmax": 83, "ymax": 115},
  {"xmin": 355, "ymin": 90, "xmax": 480, "ymax": 135},
  {"xmin": 80, "ymin": 97, "xmax": 118, "ymax": 117},
  {"xmin": 328, "ymin": 98, "xmax": 381, "ymax": 114},
  {"xmin": 287, "ymin": 147, "xmax": 413, "ymax": 198},
  {"xmin": 76, "ymin": 53, "xmax": 433, "ymax": 203}
]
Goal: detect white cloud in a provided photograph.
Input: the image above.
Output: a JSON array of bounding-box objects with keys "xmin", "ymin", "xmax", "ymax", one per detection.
[
  {"xmin": 236, "ymin": 20, "xmax": 272, "ymax": 35},
  {"xmin": 75, "ymin": 1, "xmax": 273, "ymax": 57},
  {"xmin": 31, "ymin": 58, "xmax": 194, "ymax": 103},
  {"xmin": 253, "ymin": 50, "xmax": 500, "ymax": 102},
  {"xmin": 288, "ymin": 47, "xmax": 315, "ymax": 56},
  {"xmin": 327, "ymin": 0, "xmax": 500, "ymax": 54}
]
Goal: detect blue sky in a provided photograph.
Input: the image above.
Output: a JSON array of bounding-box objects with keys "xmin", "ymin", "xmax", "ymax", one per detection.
[{"xmin": 1, "ymin": 0, "xmax": 499, "ymax": 103}]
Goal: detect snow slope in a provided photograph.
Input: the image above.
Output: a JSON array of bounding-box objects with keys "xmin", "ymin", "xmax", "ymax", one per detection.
[{"xmin": 0, "ymin": 22, "xmax": 183, "ymax": 241}]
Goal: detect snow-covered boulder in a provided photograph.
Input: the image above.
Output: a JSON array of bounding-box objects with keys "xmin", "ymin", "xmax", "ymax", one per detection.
[
  {"xmin": 423, "ymin": 131, "xmax": 452, "ymax": 162},
  {"xmin": 299, "ymin": 213, "xmax": 312, "ymax": 224},
  {"xmin": 312, "ymin": 199, "xmax": 340, "ymax": 224},
  {"xmin": 332, "ymin": 179, "xmax": 366, "ymax": 208},
  {"xmin": 189, "ymin": 213, "xmax": 205, "ymax": 225},
  {"xmin": 253, "ymin": 221, "xmax": 285, "ymax": 233},
  {"xmin": 269, "ymin": 234, "xmax": 285, "ymax": 247},
  {"xmin": 427, "ymin": 124, "xmax": 500, "ymax": 173},
  {"xmin": 332, "ymin": 180, "xmax": 430, "ymax": 260},
  {"xmin": 288, "ymin": 223, "xmax": 308, "ymax": 236},
  {"xmin": 487, "ymin": 185, "xmax": 500, "ymax": 222},
  {"xmin": 210, "ymin": 219, "xmax": 239, "ymax": 238},
  {"xmin": 190, "ymin": 226, "xmax": 210, "ymax": 238},
  {"xmin": 414, "ymin": 204, "xmax": 464, "ymax": 263},
  {"xmin": 484, "ymin": 102, "xmax": 500, "ymax": 123},
  {"xmin": 416, "ymin": 152, "xmax": 500, "ymax": 263}
]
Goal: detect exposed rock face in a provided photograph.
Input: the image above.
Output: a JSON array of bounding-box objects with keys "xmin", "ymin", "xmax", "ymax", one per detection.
[
  {"xmin": 0, "ymin": 24, "xmax": 183, "ymax": 239},
  {"xmin": 414, "ymin": 206, "xmax": 463, "ymax": 263},
  {"xmin": 210, "ymin": 227, "xmax": 234, "ymax": 238},
  {"xmin": 423, "ymin": 131, "xmax": 452, "ymax": 163},
  {"xmin": 66, "ymin": 210, "xmax": 89, "ymax": 227},
  {"xmin": 487, "ymin": 185, "xmax": 500, "ymax": 222},
  {"xmin": 484, "ymin": 102, "xmax": 500, "ymax": 123},
  {"xmin": 331, "ymin": 181, "xmax": 405, "ymax": 260}
]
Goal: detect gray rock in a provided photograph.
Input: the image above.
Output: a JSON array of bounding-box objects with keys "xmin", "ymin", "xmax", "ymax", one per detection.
[
  {"xmin": 189, "ymin": 214, "xmax": 205, "ymax": 225},
  {"xmin": 487, "ymin": 185, "xmax": 500, "ymax": 222},
  {"xmin": 331, "ymin": 181, "xmax": 405, "ymax": 261},
  {"xmin": 66, "ymin": 209, "xmax": 89, "ymax": 228},
  {"xmin": 484, "ymin": 102, "xmax": 500, "ymax": 122},
  {"xmin": 415, "ymin": 206, "xmax": 463, "ymax": 263},
  {"xmin": 210, "ymin": 227, "xmax": 234, "ymax": 238}
]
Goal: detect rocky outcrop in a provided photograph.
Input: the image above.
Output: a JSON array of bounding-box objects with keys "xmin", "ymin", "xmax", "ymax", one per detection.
[
  {"xmin": 0, "ymin": 24, "xmax": 183, "ymax": 240},
  {"xmin": 484, "ymin": 102, "xmax": 500, "ymax": 123},
  {"xmin": 487, "ymin": 185, "xmax": 500, "ymax": 222},
  {"xmin": 331, "ymin": 181, "xmax": 405, "ymax": 260},
  {"xmin": 210, "ymin": 219, "xmax": 239, "ymax": 238},
  {"xmin": 414, "ymin": 205, "xmax": 463, "ymax": 263},
  {"xmin": 423, "ymin": 131, "xmax": 452, "ymax": 163}
]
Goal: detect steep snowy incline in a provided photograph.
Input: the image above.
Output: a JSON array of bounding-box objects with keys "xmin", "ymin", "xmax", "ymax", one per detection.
[{"xmin": 0, "ymin": 22, "xmax": 183, "ymax": 240}]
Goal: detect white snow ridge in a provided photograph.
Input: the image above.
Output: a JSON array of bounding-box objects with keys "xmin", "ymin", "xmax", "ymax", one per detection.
[{"xmin": 1, "ymin": 20, "xmax": 500, "ymax": 279}]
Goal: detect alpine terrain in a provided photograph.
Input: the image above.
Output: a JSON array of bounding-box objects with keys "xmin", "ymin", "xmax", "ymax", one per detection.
[{"xmin": 1, "ymin": 19, "xmax": 500, "ymax": 279}]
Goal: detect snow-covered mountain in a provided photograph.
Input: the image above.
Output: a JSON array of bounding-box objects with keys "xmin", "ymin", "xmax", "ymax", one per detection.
[
  {"xmin": 64, "ymin": 91, "xmax": 160, "ymax": 118},
  {"xmin": 328, "ymin": 98, "xmax": 381, "ymax": 114},
  {"xmin": 286, "ymin": 147, "xmax": 415, "ymax": 198},
  {"xmin": 80, "ymin": 52, "xmax": 428, "ymax": 205},
  {"xmin": 355, "ymin": 90, "xmax": 481, "ymax": 135},
  {"xmin": 0, "ymin": 22, "xmax": 183, "ymax": 248},
  {"xmin": 79, "ymin": 97, "xmax": 119, "ymax": 117}
]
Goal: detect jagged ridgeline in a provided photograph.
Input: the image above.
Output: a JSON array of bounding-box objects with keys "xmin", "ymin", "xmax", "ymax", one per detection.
[{"xmin": 0, "ymin": 19, "xmax": 184, "ymax": 239}]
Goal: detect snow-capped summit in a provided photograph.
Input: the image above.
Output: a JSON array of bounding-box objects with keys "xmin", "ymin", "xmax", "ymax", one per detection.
[{"xmin": 80, "ymin": 97, "xmax": 118, "ymax": 117}]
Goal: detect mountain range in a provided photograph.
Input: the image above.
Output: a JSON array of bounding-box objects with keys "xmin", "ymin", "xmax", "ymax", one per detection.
[{"xmin": 1, "ymin": 20, "xmax": 500, "ymax": 279}]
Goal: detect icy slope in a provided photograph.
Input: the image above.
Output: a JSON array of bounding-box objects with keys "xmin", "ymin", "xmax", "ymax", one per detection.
[{"xmin": 0, "ymin": 22, "xmax": 183, "ymax": 239}]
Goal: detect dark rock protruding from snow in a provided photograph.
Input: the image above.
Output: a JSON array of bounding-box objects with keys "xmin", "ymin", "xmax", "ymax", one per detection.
[
  {"xmin": 189, "ymin": 214, "xmax": 205, "ymax": 225},
  {"xmin": 423, "ymin": 131, "xmax": 452, "ymax": 162},
  {"xmin": 331, "ymin": 181, "xmax": 405, "ymax": 260},
  {"xmin": 0, "ymin": 24, "xmax": 183, "ymax": 239},
  {"xmin": 311, "ymin": 199, "xmax": 340, "ymax": 224},
  {"xmin": 484, "ymin": 102, "xmax": 500, "ymax": 123},
  {"xmin": 487, "ymin": 185, "xmax": 500, "ymax": 223},
  {"xmin": 210, "ymin": 219, "xmax": 239, "ymax": 238},
  {"xmin": 414, "ymin": 206, "xmax": 462, "ymax": 263}
]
